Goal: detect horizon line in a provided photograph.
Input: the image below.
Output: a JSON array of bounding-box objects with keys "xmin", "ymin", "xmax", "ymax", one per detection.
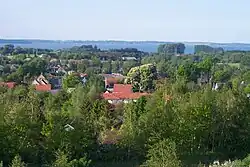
[{"xmin": 0, "ymin": 38, "xmax": 250, "ymax": 45}]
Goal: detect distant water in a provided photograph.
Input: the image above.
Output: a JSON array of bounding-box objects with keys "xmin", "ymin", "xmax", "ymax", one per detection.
[
  {"xmin": 0, "ymin": 42, "xmax": 164, "ymax": 53},
  {"xmin": 1, "ymin": 41, "xmax": 250, "ymax": 54}
]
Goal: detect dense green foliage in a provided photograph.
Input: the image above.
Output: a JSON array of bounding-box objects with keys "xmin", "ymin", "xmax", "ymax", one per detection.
[
  {"xmin": 0, "ymin": 44, "xmax": 53, "ymax": 55},
  {"xmin": 127, "ymin": 64, "xmax": 157, "ymax": 92},
  {"xmin": 62, "ymin": 74, "xmax": 82, "ymax": 90},
  {"xmin": 0, "ymin": 81, "xmax": 108, "ymax": 166},
  {"xmin": 158, "ymin": 43, "xmax": 185, "ymax": 55},
  {"xmin": 1, "ymin": 44, "xmax": 250, "ymax": 166},
  {"xmin": 194, "ymin": 45, "xmax": 224, "ymax": 54}
]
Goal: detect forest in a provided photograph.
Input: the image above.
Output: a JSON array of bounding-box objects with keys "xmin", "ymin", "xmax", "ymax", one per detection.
[{"xmin": 1, "ymin": 43, "xmax": 250, "ymax": 166}]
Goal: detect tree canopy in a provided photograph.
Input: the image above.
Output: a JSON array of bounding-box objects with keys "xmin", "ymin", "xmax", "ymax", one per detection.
[
  {"xmin": 2, "ymin": 44, "xmax": 250, "ymax": 167},
  {"xmin": 158, "ymin": 43, "xmax": 185, "ymax": 55},
  {"xmin": 127, "ymin": 63, "xmax": 157, "ymax": 92}
]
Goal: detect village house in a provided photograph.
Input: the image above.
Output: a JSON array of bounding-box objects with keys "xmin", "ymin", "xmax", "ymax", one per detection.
[
  {"xmin": 32, "ymin": 74, "xmax": 49, "ymax": 85},
  {"xmin": 50, "ymin": 58, "xmax": 59, "ymax": 63},
  {"xmin": 49, "ymin": 66, "xmax": 58, "ymax": 74},
  {"xmin": 32, "ymin": 74, "xmax": 52, "ymax": 91},
  {"xmin": 122, "ymin": 56, "xmax": 137, "ymax": 61},
  {"xmin": 102, "ymin": 84, "xmax": 149, "ymax": 104},
  {"xmin": 56, "ymin": 66, "xmax": 67, "ymax": 75},
  {"xmin": 48, "ymin": 75, "xmax": 62, "ymax": 89},
  {"xmin": 102, "ymin": 73, "xmax": 125, "ymax": 92},
  {"xmin": 79, "ymin": 73, "xmax": 88, "ymax": 84},
  {"xmin": 0, "ymin": 82, "xmax": 16, "ymax": 89}
]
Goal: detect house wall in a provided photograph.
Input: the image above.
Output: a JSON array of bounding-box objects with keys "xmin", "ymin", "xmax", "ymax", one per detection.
[
  {"xmin": 108, "ymin": 100, "xmax": 123, "ymax": 104},
  {"xmin": 35, "ymin": 84, "xmax": 52, "ymax": 91},
  {"xmin": 108, "ymin": 99, "xmax": 135, "ymax": 104}
]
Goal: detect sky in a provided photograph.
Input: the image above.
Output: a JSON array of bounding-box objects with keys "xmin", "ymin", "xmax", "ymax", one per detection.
[{"xmin": 0, "ymin": 0, "xmax": 250, "ymax": 42}]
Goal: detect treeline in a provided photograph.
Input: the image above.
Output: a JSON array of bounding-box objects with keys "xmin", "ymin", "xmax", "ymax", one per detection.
[
  {"xmin": 59, "ymin": 46, "xmax": 147, "ymax": 60},
  {"xmin": 110, "ymin": 48, "xmax": 142, "ymax": 53},
  {"xmin": 158, "ymin": 43, "xmax": 186, "ymax": 54},
  {"xmin": 195, "ymin": 45, "xmax": 224, "ymax": 54},
  {"xmin": 64, "ymin": 45, "xmax": 100, "ymax": 53},
  {"xmin": 0, "ymin": 44, "xmax": 53, "ymax": 55},
  {"xmin": 157, "ymin": 43, "xmax": 226, "ymax": 55}
]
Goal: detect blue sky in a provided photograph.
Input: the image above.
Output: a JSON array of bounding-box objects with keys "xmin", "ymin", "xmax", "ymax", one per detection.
[{"xmin": 1, "ymin": 0, "xmax": 250, "ymax": 42}]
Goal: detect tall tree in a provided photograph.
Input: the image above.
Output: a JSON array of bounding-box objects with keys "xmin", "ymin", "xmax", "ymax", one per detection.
[
  {"xmin": 10, "ymin": 155, "xmax": 26, "ymax": 167},
  {"xmin": 144, "ymin": 140, "xmax": 181, "ymax": 167},
  {"xmin": 62, "ymin": 74, "xmax": 81, "ymax": 90},
  {"xmin": 127, "ymin": 64, "xmax": 157, "ymax": 92},
  {"xmin": 158, "ymin": 43, "xmax": 185, "ymax": 55}
]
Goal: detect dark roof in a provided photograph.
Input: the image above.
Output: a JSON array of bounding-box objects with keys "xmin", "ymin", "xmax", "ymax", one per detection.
[{"xmin": 102, "ymin": 92, "xmax": 148, "ymax": 100}]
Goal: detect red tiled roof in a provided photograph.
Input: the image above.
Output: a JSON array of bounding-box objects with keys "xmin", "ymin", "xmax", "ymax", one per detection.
[
  {"xmin": 113, "ymin": 84, "xmax": 132, "ymax": 93},
  {"xmin": 80, "ymin": 73, "xmax": 87, "ymax": 77},
  {"xmin": 102, "ymin": 92, "xmax": 148, "ymax": 100},
  {"xmin": 102, "ymin": 92, "xmax": 120, "ymax": 100},
  {"xmin": 35, "ymin": 84, "xmax": 52, "ymax": 91},
  {"xmin": 0, "ymin": 82, "xmax": 16, "ymax": 89}
]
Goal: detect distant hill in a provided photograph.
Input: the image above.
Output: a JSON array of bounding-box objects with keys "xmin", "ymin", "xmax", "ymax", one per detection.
[{"xmin": 1, "ymin": 39, "xmax": 250, "ymax": 54}]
